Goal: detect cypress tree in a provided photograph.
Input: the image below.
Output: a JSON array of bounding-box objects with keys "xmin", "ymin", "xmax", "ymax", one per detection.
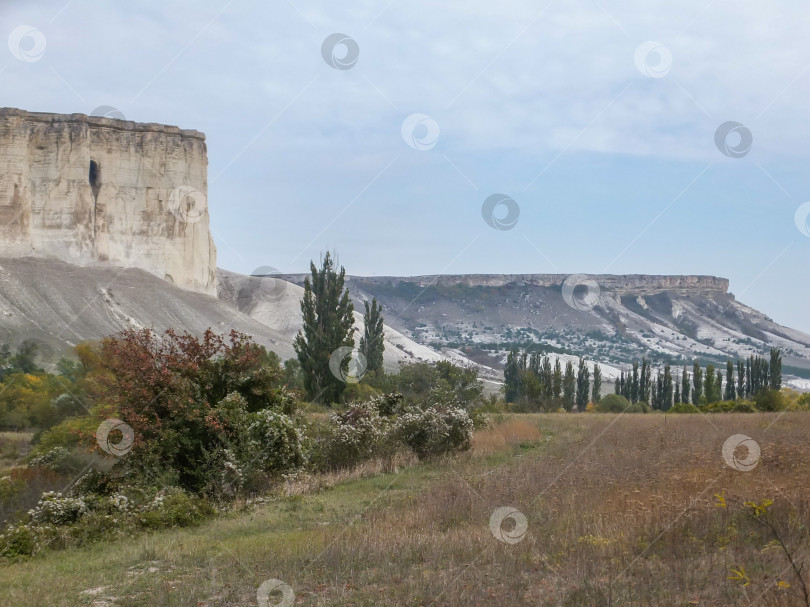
[
  {"xmin": 542, "ymin": 356, "xmax": 554, "ymax": 398},
  {"xmin": 663, "ymin": 365, "xmax": 673, "ymax": 410},
  {"xmin": 553, "ymin": 358, "xmax": 562, "ymax": 398},
  {"xmin": 576, "ymin": 357, "xmax": 590, "ymax": 410},
  {"xmin": 563, "ymin": 361, "xmax": 576, "ymax": 411},
  {"xmin": 674, "ymin": 381, "xmax": 681, "ymax": 405},
  {"xmin": 631, "ymin": 361, "xmax": 640, "ymax": 403},
  {"xmin": 724, "ymin": 360, "xmax": 736, "ymax": 400},
  {"xmin": 716, "ymin": 369, "xmax": 723, "ymax": 402},
  {"xmin": 294, "ymin": 252, "xmax": 356, "ymax": 404},
  {"xmin": 614, "ymin": 374, "xmax": 621, "ymax": 396},
  {"xmin": 704, "ymin": 364, "xmax": 716, "ymax": 403},
  {"xmin": 359, "ymin": 298, "xmax": 385, "ymax": 374},
  {"xmin": 692, "ymin": 362, "xmax": 703, "ymax": 405},
  {"xmin": 622, "ymin": 370, "xmax": 632, "ymax": 401},
  {"xmin": 746, "ymin": 357, "xmax": 753, "ymax": 396},
  {"xmin": 504, "ymin": 350, "xmax": 520, "ymax": 403},
  {"xmin": 654, "ymin": 371, "xmax": 664, "ymax": 410},
  {"xmin": 641, "ymin": 358, "xmax": 652, "ymax": 404},
  {"xmin": 681, "ymin": 366, "xmax": 690, "ymax": 404},
  {"xmin": 736, "ymin": 360, "xmax": 745, "ymax": 399},
  {"xmin": 769, "ymin": 348, "xmax": 782, "ymax": 390},
  {"xmin": 592, "ymin": 363, "xmax": 602, "ymax": 403}
]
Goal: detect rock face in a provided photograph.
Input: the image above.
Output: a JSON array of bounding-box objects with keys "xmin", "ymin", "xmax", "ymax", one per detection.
[
  {"xmin": 0, "ymin": 108, "xmax": 216, "ymax": 294},
  {"xmin": 341, "ymin": 274, "xmax": 730, "ymax": 294}
]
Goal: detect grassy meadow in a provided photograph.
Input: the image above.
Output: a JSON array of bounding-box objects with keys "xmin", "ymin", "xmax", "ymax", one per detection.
[{"xmin": 1, "ymin": 412, "xmax": 809, "ymax": 606}]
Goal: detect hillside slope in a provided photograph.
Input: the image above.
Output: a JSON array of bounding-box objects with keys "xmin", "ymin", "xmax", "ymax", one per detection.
[{"xmin": 0, "ymin": 258, "xmax": 462, "ymax": 374}]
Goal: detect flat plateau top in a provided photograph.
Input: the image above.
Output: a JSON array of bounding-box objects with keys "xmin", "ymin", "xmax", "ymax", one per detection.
[{"xmin": 0, "ymin": 107, "xmax": 205, "ymax": 140}]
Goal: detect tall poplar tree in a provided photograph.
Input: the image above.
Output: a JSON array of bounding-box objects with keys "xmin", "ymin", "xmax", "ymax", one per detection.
[
  {"xmin": 553, "ymin": 358, "xmax": 562, "ymax": 399},
  {"xmin": 504, "ymin": 350, "xmax": 520, "ymax": 403},
  {"xmin": 563, "ymin": 361, "xmax": 576, "ymax": 411},
  {"xmin": 769, "ymin": 348, "xmax": 782, "ymax": 390},
  {"xmin": 592, "ymin": 363, "xmax": 602, "ymax": 403},
  {"xmin": 359, "ymin": 298, "xmax": 385, "ymax": 374},
  {"xmin": 724, "ymin": 360, "xmax": 736, "ymax": 400},
  {"xmin": 704, "ymin": 364, "xmax": 716, "ymax": 403},
  {"xmin": 692, "ymin": 362, "xmax": 703, "ymax": 405},
  {"xmin": 736, "ymin": 360, "xmax": 745, "ymax": 399},
  {"xmin": 576, "ymin": 357, "xmax": 590, "ymax": 410},
  {"xmin": 294, "ymin": 252, "xmax": 356, "ymax": 404},
  {"xmin": 681, "ymin": 366, "xmax": 690, "ymax": 404},
  {"xmin": 663, "ymin": 365, "xmax": 673, "ymax": 410}
]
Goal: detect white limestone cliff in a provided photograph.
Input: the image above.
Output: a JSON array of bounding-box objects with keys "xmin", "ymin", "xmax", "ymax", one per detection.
[{"xmin": 0, "ymin": 108, "xmax": 216, "ymax": 295}]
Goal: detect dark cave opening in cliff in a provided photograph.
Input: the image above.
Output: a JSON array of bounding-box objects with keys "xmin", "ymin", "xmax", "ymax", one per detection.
[{"xmin": 89, "ymin": 160, "xmax": 101, "ymax": 200}]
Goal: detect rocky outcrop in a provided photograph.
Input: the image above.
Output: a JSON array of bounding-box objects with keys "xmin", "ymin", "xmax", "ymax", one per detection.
[{"xmin": 0, "ymin": 108, "xmax": 216, "ymax": 294}]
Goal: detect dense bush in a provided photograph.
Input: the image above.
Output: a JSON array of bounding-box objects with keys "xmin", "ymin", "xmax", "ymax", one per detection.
[
  {"xmin": 669, "ymin": 402, "xmax": 701, "ymax": 414},
  {"xmin": 312, "ymin": 402, "xmax": 391, "ymax": 471},
  {"xmin": 392, "ymin": 406, "xmax": 473, "ymax": 457},
  {"xmin": 754, "ymin": 389, "xmax": 786, "ymax": 412},
  {"xmin": 367, "ymin": 361, "xmax": 484, "ymax": 410},
  {"xmin": 244, "ymin": 409, "xmax": 305, "ymax": 476},
  {"xmin": 596, "ymin": 394, "xmax": 632, "ymax": 413},
  {"xmin": 0, "ymin": 484, "xmax": 214, "ymax": 560}
]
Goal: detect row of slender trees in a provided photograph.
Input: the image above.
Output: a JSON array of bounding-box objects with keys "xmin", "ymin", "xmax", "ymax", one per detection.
[
  {"xmin": 504, "ymin": 351, "xmax": 603, "ymax": 411},
  {"xmin": 613, "ymin": 348, "xmax": 782, "ymax": 409},
  {"xmin": 505, "ymin": 347, "xmax": 784, "ymax": 411}
]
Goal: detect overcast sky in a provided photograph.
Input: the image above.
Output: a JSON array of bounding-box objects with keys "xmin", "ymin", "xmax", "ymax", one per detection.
[{"xmin": 2, "ymin": 0, "xmax": 810, "ymax": 332}]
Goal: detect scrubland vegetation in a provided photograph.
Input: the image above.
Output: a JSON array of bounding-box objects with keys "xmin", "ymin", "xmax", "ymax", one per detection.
[{"xmin": 0, "ymin": 412, "xmax": 808, "ymax": 605}]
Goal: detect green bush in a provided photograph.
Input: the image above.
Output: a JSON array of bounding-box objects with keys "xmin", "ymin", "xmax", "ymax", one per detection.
[
  {"xmin": 392, "ymin": 406, "xmax": 473, "ymax": 458},
  {"xmin": 669, "ymin": 402, "xmax": 701, "ymax": 414},
  {"xmin": 626, "ymin": 403, "xmax": 650, "ymax": 413},
  {"xmin": 754, "ymin": 390, "xmax": 785, "ymax": 412},
  {"xmin": 312, "ymin": 402, "xmax": 390, "ymax": 471},
  {"xmin": 596, "ymin": 394, "xmax": 632, "ymax": 413},
  {"xmin": 244, "ymin": 409, "xmax": 305, "ymax": 476},
  {"xmin": 136, "ymin": 489, "xmax": 215, "ymax": 529}
]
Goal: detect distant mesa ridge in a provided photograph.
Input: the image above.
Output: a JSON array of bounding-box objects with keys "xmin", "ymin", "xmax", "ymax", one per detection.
[{"xmin": 278, "ymin": 273, "xmax": 730, "ymax": 294}]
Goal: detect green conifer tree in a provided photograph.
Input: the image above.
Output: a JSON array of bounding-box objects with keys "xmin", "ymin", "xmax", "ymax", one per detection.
[
  {"xmin": 681, "ymin": 366, "xmax": 690, "ymax": 404},
  {"xmin": 359, "ymin": 298, "xmax": 385, "ymax": 375},
  {"xmin": 692, "ymin": 361, "xmax": 703, "ymax": 405},
  {"xmin": 563, "ymin": 361, "xmax": 576, "ymax": 411},
  {"xmin": 294, "ymin": 252, "xmax": 356, "ymax": 404},
  {"xmin": 592, "ymin": 363, "xmax": 602, "ymax": 403}
]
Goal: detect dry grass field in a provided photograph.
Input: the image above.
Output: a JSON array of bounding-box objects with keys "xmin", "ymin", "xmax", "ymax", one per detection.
[{"xmin": 2, "ymin": 412, "xmax": 809, "ymax": 606}]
